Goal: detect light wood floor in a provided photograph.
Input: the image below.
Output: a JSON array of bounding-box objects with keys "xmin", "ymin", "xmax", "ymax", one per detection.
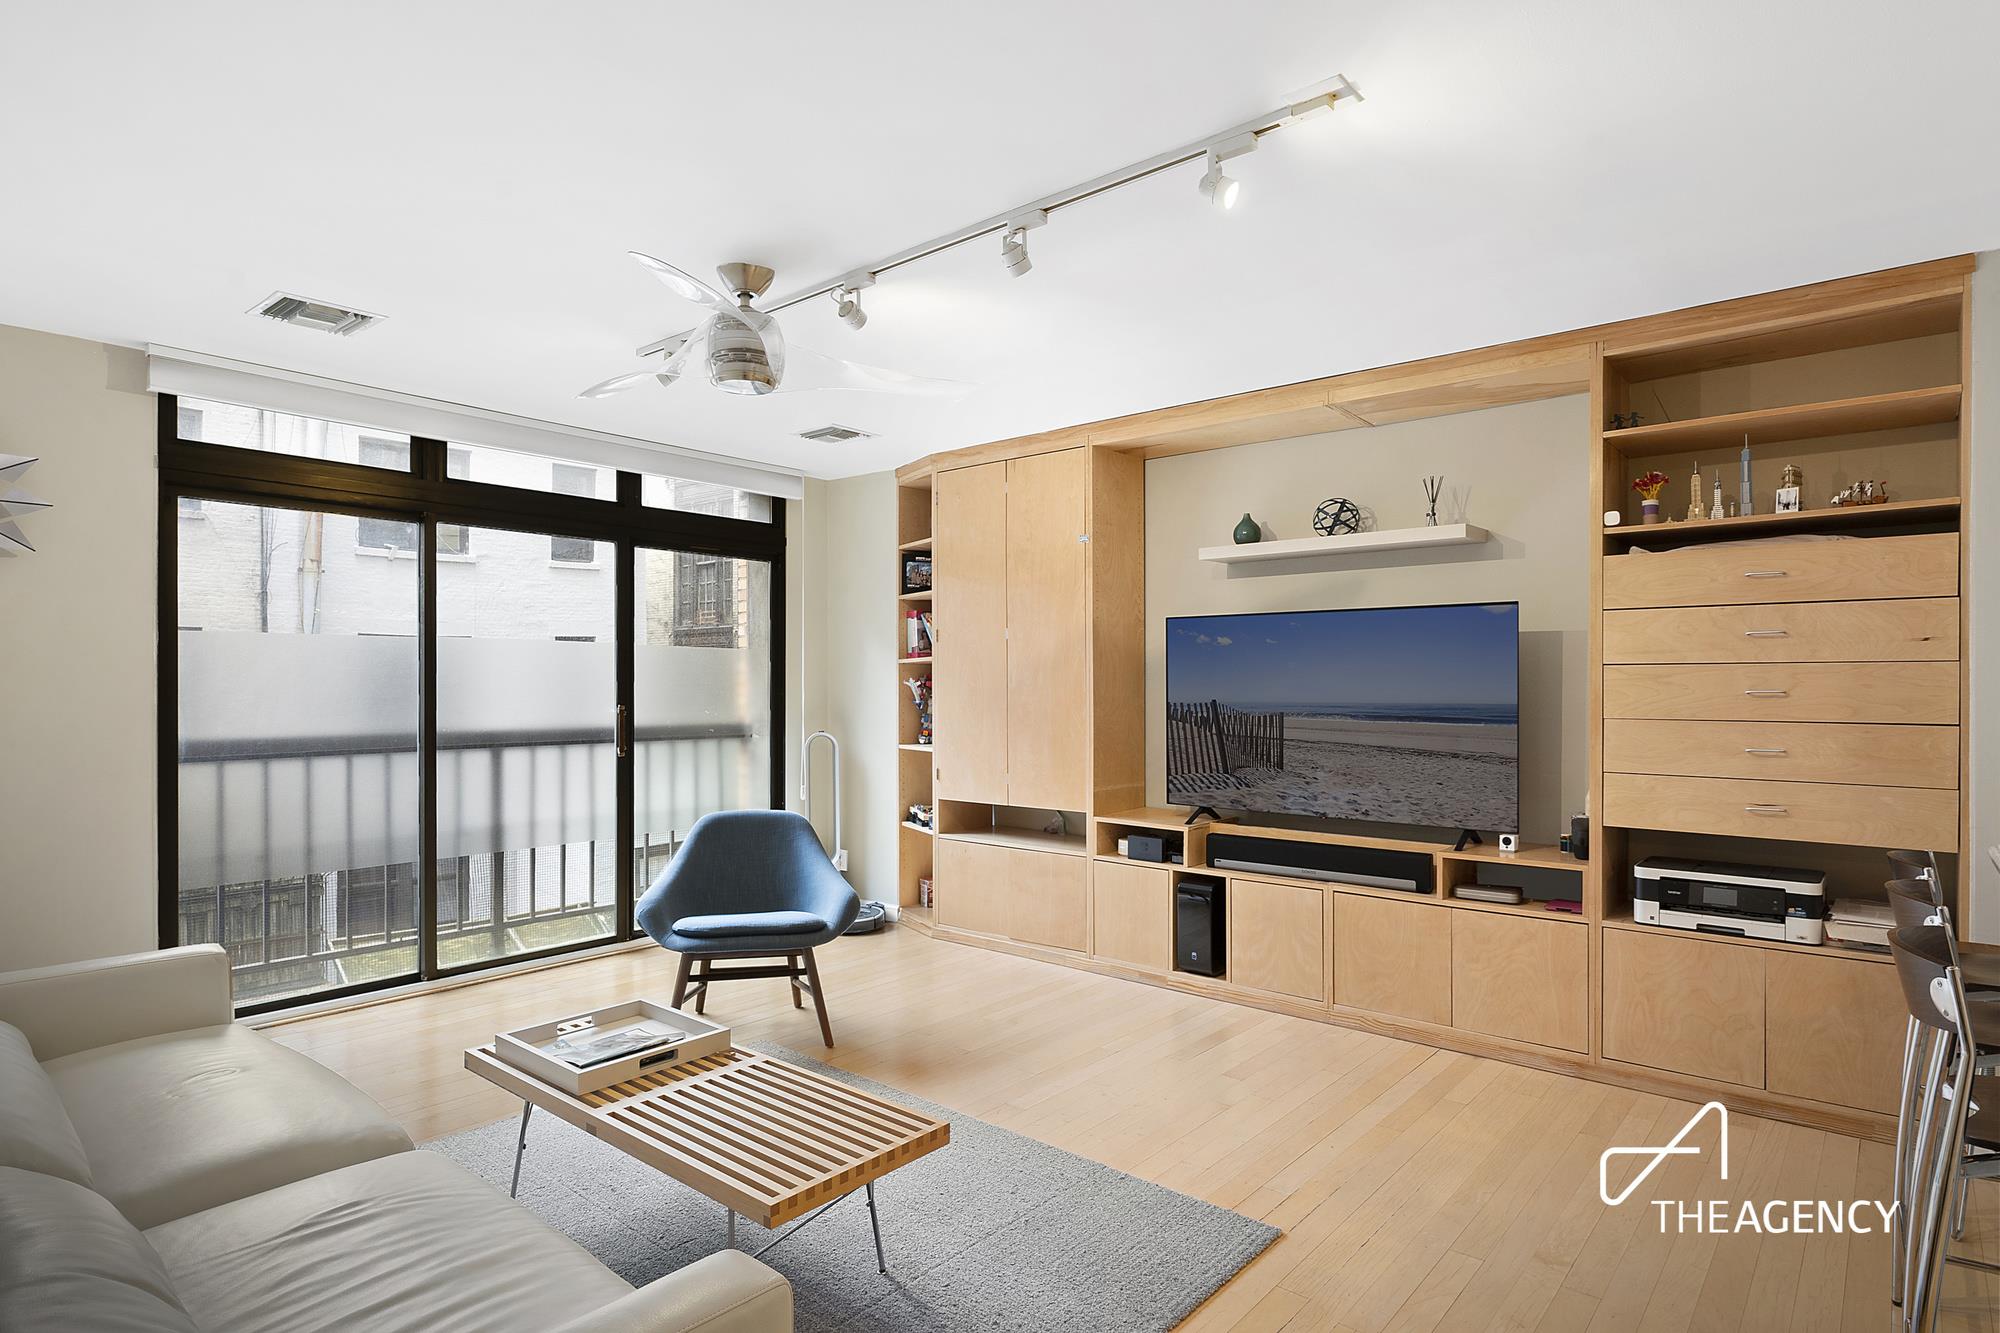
[{"xmin": 267, "ymin": 925, "xmax": 1999, "ymax": 1332}]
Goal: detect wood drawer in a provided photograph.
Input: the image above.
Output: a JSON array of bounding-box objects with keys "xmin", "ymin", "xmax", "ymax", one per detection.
[
  {"xmin": 1765, "ymin": 951, "xmax": 1904, "ymax": 1114},
  {"xmin": 1228, "ymin": 877, "xmax": 1325, "ymax": 1002},
  {"xmin": 1604, "ymin": 928, "xmax": 1764, "ymax": 1088},
  {"xmin": 1602, "ymin": 772, "xmax": 1960, "ymax": 849},
  {"xmin": 1603, "ymin": 661, "xmax": 1960, "ymax": 724},
  {"xmin": 1333, "ymin": 893, "xmax": 1450, "ymax": 1025},
  {"xmin": 1603, "ymin": 719, "xmax": 1958, "ymax": 788},
  {"xmin": 1602, "ymin": 531, "xmax": 1957, "ymax": 609},
  {"xmin": 1090, "ymin": 860, "xmax": 1174, "ymax": 972},
  {"xmin": 1602, "ymin": 598, "xmax": 1958, "ymax": 664},
  {"xmin": 1450, "ymin": 911, "xmax": 1588, "ymax": 1053}
]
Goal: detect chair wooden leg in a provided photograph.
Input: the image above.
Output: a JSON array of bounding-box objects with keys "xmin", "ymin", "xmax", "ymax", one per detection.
[
  {"xmin": 802, "ymin": 948, "xmax": 834, "ymax": 1047},
  {"xmin": 693, "ymin": 958, "xmax": 710, "ymax": 1015},
  {"xmin": 790, "ymin": 954, "xmax": 804, "ymax": 1008},
  {"xmin": 671, "ymin": 953, "xmax": 693, "ymax": 1011}
]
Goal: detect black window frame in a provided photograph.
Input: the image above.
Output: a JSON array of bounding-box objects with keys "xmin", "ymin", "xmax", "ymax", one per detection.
[{"xmin": 156, "ymin": 393, "xmax": 786, "ymax": 1016}]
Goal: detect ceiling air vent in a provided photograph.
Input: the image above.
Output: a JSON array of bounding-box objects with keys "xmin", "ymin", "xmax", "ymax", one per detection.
[
  {"xmin": 249, "ymin": 291, "xmax": 383, "ymax": 336},
  {"xmin": 797, "ymin": 424, "xmax": 873, "ymax": 444}
]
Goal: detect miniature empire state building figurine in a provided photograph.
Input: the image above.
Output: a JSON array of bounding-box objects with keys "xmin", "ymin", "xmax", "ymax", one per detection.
[
  {"xmin": 1686, "ymin": 464, "xmax": 1704, "ymax": 522},
  {"xmin": 1710, "ymin": 471, "xmax": 1725, "ymax": 520}
]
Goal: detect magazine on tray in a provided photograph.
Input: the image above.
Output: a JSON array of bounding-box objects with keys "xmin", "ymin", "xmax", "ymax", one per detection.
[{"xmin": 538, "ymin": 1018, "xmax": 688, "ymax": 1070}]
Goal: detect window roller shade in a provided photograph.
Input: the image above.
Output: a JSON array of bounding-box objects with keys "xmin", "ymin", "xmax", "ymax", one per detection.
[{"xmin": 147, "ymin": 345, "xmax": 805, "ymax": 501}]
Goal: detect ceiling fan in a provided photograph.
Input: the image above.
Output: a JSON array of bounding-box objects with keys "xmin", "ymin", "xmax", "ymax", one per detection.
[{"xmin": 580, "ymin": 255, "xmax": 965, "ymax": 401}]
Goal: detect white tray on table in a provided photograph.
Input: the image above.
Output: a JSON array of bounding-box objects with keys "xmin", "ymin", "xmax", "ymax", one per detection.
[{"xmin": 493, "ymin": 998, "xmax": 731, "ymax": 1096}]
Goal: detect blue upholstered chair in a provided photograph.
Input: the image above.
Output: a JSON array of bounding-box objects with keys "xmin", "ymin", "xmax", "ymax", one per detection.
[{"xmin": 636, "ymin": 810, "xmax": 861, "ymax": 1046}]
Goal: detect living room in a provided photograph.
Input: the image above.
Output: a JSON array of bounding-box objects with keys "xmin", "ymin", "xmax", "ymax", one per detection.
[{"xmin": 4, "ymin": 4, "xmax": 2000, "ymax": 1331}]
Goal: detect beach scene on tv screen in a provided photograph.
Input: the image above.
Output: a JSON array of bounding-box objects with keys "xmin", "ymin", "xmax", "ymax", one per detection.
[{"xmin": 1166, "ymin": 604, "xmax": 1519, "ymax": 830}]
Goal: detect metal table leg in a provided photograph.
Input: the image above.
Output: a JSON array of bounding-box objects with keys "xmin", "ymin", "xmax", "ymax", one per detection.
[
  {"xmin": 509, "ymin": 1101, "xmax": 533, "ymax": 1198},
  {"xmin": 865, "ymin": 1181, "xmax": 887, "ymax": 1273},
  {"xmin": 728, "ymin": 1208, "xmax": 737, "ymax": 1248}
]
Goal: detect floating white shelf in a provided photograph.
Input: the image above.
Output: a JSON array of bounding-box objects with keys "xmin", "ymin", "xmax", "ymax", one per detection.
[{"xmin": 1198, "ymin": 522, "xmax": 1489, "ymax": 566}]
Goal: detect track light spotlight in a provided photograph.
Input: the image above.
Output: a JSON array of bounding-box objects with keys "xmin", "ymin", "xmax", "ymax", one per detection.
[
  {"xmin": 1198, "ymin": 152, "xmax": 1239, "ymax": 210},
  {"xmin": 1000, "ymin": 226, "xmax": 1032, "ymax": 278},
  {"xmin": 832, "ymin": 285, "xmax": 867, "ymax": 330},
  {"xmin": 1196, "ymin": 131, "xmax": 1258, "ymax": 211}
]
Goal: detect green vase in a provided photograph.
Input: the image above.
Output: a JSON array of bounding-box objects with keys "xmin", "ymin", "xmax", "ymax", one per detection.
[{"xmin": 1232, "ymin": 513, "xmax": 1260, "ymax": 545}]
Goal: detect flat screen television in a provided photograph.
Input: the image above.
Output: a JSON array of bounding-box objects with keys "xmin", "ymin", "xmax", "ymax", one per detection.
[{"xmin": 1165, "ymin": 602, "xmax": 1519, "ymax": 834}]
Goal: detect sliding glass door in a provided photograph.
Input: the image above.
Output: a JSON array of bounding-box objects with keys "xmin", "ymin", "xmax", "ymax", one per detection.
[
  {"xmin": 174, "ymin": 499, "xmax": 423, "ymax": 1007},
  {"xmin": 632, "ymin": 545, "xmax": 773, "ymax": 904},
  {"xmin": 160, "ymin": 400, "xmax": 784, "ymax": 1013},
  {"xmin": 436, "ymin": 523, "xmax": 617, "ymax": 968}
]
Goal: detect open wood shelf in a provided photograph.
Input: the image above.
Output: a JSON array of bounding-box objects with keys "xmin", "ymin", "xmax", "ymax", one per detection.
[
  {"xmin": 898, "ymin": 536, "xmax": 933, "ymax": 552},
  {"xmin": 898, "ymin": 589, "xmax": 933, "ymax": 603},
  {"xmin": 1444, "ymin": 893, "xmax": 1591, "ymax": 922},
  {"xmin": 900, "ymin": 820, "xmax": 935, "ymax": 836},
  {"xmin": 1605, "ymin": 293, "xmax": 1961, "ymax": 381},
  {"xmin": 1438, "ymin": 843, "xmax": 1581, "ymax": 872},
  {"xmin": 1094, "ymin": 807, "xmax": 1208, "ymax": 832},
  {"xmin": 937, "ymin": 827, "xmax": 1087, "ymax": 857},
  {"xmin": 898, "ymin": 655, "xmax": 934, "ymax": 665},
  {"xmin": 1601, "ymin": 913, "xmax": 1891, "ymax": 964},
  {"xmin": 896, "ymin": 743, "xmax": 934, "ymax": 754},
  {"xmin": 1603, "ymin": 384, "xmax": 1961, "ymax": 457},
  {"xmin": 1198, "ymin": 522, "xmax": 1488, "ymax": 566},
  {"xmin": 1604, "ymin": 495, "xmax": 1959, "ymax": 543}
]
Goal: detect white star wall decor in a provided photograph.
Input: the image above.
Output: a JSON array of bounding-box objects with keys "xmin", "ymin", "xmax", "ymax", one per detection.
[{"xmin": 0, "ymin": 455, "xmax": 52, "ymax": 555}]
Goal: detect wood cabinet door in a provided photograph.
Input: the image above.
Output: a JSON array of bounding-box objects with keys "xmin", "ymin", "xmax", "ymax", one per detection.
[
  {"xmin": 1005, "ymin": 449, "xmax": 1090, "ymax": 811},
  {"xmin": 1765, "ymin": 951, "xmax": 1905, "ymax": 1113},
  {"xmin": 1603, "ymin": 928, "xmax": 1764, "ymax": 1087},
  {"xmin": 1091, "ymin": 860, "xmax": 1174, "ymax": 972},
  {"xmin": 1450, "ymin": 911, "xmax": 1590, "ymax": 1052},
  {"xmin": 933, "ymin": 836, "xmax": 1011, "ymax": 938},
  {"xmin": 935, "ymin": 462, "xmax": 1009, "ymax": 803},
  {"xmin": 1333, "ymin": 893, "xmax": 1451, "ymax": 1024},
  {"xmin": 1228, "ymin": 877, "xmax": 1325, "ymax": 1002},
  {"xmin": 1004, "ymin": 847, "xmax": 1087, "ymax": 952}
]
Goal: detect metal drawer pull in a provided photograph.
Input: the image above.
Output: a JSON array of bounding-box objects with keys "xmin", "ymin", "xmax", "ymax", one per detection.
[
  {"xmin": 1743, "ymin": 629, "xmax": 1789, "ymax": 638},
  {"xmin": 1744, "ymin": 804, "xmax": 1789, "ymax": 815},
  {"xmin": 1743, "ymin": 570, "xmax": 1790, "ymax": 578},
  {"xmin": 1743, "ymin": 689, "xmax": 1789, "ymax": 697},
  {"xmin": 1743, "ymin": 747, "xmax": 1788, "ymax": 755}
]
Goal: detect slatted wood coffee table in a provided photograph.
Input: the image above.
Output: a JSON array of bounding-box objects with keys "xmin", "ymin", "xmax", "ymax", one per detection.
[{"xmin": 464, "ymin": 1043, "xmax": 950, "ymax": 1270}]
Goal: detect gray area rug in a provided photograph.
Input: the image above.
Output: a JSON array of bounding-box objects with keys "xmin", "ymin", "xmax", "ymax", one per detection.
[{"xmin": 429, "ymin": 1044, "xmax": 1278, "ymax": 1331}]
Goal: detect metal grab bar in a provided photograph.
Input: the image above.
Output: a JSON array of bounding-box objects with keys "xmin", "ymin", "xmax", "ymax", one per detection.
[{"xmin": 802, "ymin": 731, "xmax": 847, "ymax": 871}]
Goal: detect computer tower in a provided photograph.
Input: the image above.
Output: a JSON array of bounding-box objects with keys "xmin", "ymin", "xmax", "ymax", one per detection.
[{"xmin": 1175, "ymin": 878, "xmax": 1225, "ymax": 977}]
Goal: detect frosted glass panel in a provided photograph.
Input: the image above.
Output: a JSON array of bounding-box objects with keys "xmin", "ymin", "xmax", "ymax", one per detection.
[
  {"xmin": 632, "ymin": 551, "xmax": 772, "ymax": 900},
  {"xmin": 176, "ymin": 500, "xmax": 420, "ymax": 1006},
  {"xmin": 437, "ymin": 525, "xmax": 616, "ymax": 966}
]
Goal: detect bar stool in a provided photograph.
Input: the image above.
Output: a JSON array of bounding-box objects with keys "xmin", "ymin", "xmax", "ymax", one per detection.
[{"xmin": 1890, "ymin": 925, "xmax": 2000, "ymax": 1332}]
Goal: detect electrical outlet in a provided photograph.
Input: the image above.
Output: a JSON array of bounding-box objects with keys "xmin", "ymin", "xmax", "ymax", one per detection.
[{"xmin": 833, "ymin": 849, "xmax": 850, "ymax": 872}]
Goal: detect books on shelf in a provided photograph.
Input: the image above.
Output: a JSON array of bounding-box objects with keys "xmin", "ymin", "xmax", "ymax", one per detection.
[{"xmin": 905, "ymin": 609, "xmax": 934, "ymax": 656}]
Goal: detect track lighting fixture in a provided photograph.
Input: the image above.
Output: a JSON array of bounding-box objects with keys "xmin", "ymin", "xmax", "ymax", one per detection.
[
  {"xmin": 633, "ymin": 75, "xmax": 1361, "ymax": 358},
  {"xmin": 1000, "ymin": 227, "xmax": 1031, "ymax": 278},
  {"xmin": 832, "ymin": 285, "xmax": 867, "ymax": 330},
  {"xmin": 1197, "ymin": 132, "xmax": 1258, "ymax": 211}
]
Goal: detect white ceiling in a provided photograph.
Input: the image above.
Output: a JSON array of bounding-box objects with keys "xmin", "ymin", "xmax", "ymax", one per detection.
[{"xmin": 4, "ymin": 1, "xmax": 1999, "ymax": 480}]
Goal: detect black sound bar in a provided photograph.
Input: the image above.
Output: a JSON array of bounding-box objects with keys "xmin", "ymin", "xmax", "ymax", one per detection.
[{"xmin": 1206, "ymin": 832, "xmax": 1433, "ymax": 894}]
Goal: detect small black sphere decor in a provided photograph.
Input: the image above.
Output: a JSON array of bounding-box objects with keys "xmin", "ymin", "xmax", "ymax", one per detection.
[{"xmin": 1312, "ymin": 496, "xmax": 1362, "ymax": 537}]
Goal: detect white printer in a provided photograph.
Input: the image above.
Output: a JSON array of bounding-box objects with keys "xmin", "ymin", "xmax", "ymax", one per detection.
[{"xmin": 1632, "ymin": 857, "xmax": 1827, "ymax": 945}]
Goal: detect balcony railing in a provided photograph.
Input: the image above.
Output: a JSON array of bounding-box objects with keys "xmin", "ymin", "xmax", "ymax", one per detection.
[{"xmin": 176, "ymin": 723, "xmax": 759, "ymax": 1004}]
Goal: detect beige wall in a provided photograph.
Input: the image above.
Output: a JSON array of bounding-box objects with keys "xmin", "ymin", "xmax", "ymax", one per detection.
[
  {"xmin": 1144, "ymin": 394, "xmax": 1593, "ymax": 844},
  {"xmin": 1968, "ymin": 256, "xmax": 1998, "ymax": 942},
  {"xmin": 0, "ymin": 324, "xmax": 160, "ymax": 970}
]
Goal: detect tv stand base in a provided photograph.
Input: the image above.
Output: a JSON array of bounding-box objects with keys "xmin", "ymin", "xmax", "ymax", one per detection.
[
  {"xmin": 1452, "ymin": 828, "xmax": 1485, "ymax": 851},
  {"xmin": 1184, "ymin": 805, "xmax": 1222, "ymax": 827}
]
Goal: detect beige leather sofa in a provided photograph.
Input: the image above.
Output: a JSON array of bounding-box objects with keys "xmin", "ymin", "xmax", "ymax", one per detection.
[{"xmin": 0, "ymin": 944, "xmax": 792, "ymax": 1332}]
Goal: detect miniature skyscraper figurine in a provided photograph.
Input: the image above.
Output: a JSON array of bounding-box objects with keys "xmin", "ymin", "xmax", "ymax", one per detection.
[
  {"xmin": 1709, "ymin": 471, "xmax": 1724, "ymax": 520},
  {"xmin": 1687, "ymin": 464, "xmax": 1704, "ymax": 522},
  {"xmin": 1739, "ymin": 437, "xmax": 1754, "ymax": 515}
]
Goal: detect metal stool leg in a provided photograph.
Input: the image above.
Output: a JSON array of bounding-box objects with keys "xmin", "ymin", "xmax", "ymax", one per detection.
[
  {"xmin": 865, "ymin": 1181, "xmax": 886, "ymax": 1273},
  {"xmin": 1894, "ymin": 1015, "xmax": 1923, "ymax": 1306},
  {"xmin": 727, "ymin": 1208, "xmax": 737, "ymax": 1248},
  {"xmin": 509, "ymin": 1101, "xmax": 533, "ymax": 1198}
]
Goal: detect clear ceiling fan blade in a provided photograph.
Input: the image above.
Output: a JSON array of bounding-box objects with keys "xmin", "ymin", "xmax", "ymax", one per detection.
[
  {"xmin": 776, "ymin": 345, "xmax": 971, "ymax": 397},
  {"xmin": 578, "ymin": 331, "xmax": 703, "ymax": 398},
  {"xmin": 578, "ymin": 368, "xmax": 662, "ymax": 399},
  {"xmin": 629, "ymin": 252, "xmax": 734, "ymax": 314}
]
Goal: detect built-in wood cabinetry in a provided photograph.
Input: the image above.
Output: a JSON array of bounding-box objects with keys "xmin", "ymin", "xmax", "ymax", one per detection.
[
  {"xmin": 1229, "ymin": 878, "xmax": 1326, "ymax": 1002},
  {"xmin": 1334, "ymin": 894, "xmax": 1451, "ymax": 1025},
  {"xmin": 898, "ymin": 254, "xmax": 1977, "ymax": 1141}
]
